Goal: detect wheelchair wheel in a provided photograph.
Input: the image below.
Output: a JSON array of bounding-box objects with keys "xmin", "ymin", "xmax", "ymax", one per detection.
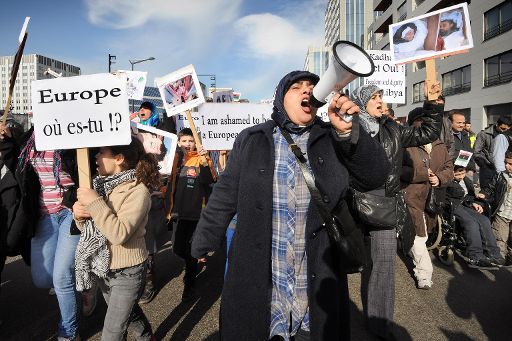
[
  {"xmin": 426, "ymin": 216, "xmax": 443, "ymax": 251},
  {"xmin": 437, "ymin": 246, "xmax": 454, "ymax": 266}
]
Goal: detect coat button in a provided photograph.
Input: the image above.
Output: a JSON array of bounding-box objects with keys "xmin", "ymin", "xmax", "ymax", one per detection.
[
  {"xmin": 259, "ymin": 169, "xmax": 265, "ymax": 175},
  {"xmin": 318, "ymin": 157, "xmax": 324, "ymax": 165},
  {"xmin": 311, "ymin": 273, "xmax": 316, "ymax": 279},
  {"xmin": 323, "ymin": 195, "xmax": 330, "ymax": 203},
  {"xmin": 311, "ymin": 232, "xmax": 317, "ymax": 238}
]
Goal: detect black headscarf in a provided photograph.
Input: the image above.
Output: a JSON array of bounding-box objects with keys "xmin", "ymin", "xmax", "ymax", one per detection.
[{"xmin": 271, "ymin": 70, "xmax": 320, "ymax": 134}]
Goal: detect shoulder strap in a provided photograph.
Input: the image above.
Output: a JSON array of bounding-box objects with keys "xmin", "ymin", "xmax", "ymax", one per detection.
[{"xmin": 279, "ymin": 129, "xmax": 334, "ymax": 224}]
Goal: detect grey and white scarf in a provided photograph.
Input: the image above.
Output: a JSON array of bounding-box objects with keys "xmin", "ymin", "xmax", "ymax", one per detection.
[
  {"xmin": 351, "ymin": 85, "xmax": 384, "ymax": 137},
  {"xmin": 75, "ymin": 169, "xmax": 137, "ymax": 291}
]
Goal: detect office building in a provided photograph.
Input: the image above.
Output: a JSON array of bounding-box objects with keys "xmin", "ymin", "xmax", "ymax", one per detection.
[
  {"xmin": 304, "ymin": 46, "xmax": 331, "ymax": 77},
  {"xmin": 0, "ymin": 54, "xmax": 80, "ymax": 117},
  {"xmin": 367, "ymin": 0, "xmax": 512, "ymax": 130},
  {"xmin": 324, "ymin": 0, "xmax": 374, "ymax": 91}
]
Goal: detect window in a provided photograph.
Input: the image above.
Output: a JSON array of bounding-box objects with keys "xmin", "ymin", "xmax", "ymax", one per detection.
[
  {"xmin": 484, "ymin": 0, "xmax": 512, "ymax": 40},
  {"xmin": 442, "ymin": 65, "xmax": 471, "ymax": 96},
  {"xmin": 413, "ymin": 81, "xmax": 424, "ymax": 103},
  {"xmin": 485, "ymin": 50, "xmax": 512, "ymax": 87},
  {"xmin": 398, "ymin": 2, "xmax": 407, "ymax": 21}
]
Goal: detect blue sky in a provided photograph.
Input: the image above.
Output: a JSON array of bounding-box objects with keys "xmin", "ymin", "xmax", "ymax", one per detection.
[{"xmin": 1, "ymin": 0, "xmax": 327, "ymax": 102}]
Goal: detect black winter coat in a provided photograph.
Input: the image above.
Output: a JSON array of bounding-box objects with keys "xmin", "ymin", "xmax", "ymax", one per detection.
[
  {"xmin": 378, "ymin": 101, "xmax": 443, "ymax": 196},
  {"xmin": 446, "ymin": 177, "xmax": 477, "ymax": 209},
  {"xmin": 0, "ymin": 135, "xmax": 40, "ymax": 259},
  {"xmin": 480, "ymin": 172, "xmax": 508, "ymax": 217},
  {"xmin": 191, "ymin": 119, "xmax": 390, "ymax": 341}
]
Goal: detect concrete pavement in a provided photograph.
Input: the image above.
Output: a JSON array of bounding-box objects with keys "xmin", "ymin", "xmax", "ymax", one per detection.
[{"xmin": 1, "ymin": 242, "xmax": 511, "ymax": 340}]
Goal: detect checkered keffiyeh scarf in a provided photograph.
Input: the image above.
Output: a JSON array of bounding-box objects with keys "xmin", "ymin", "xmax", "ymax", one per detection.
[
  {"xmin": 269, "ymin": 128, "xmax": 311, "ymax": 340},
  {"xmin": 75, "ymin": 170, "xmax": 137, "ymax": 291}
]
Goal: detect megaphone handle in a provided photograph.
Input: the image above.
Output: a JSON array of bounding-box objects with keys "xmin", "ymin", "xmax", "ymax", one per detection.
[{"xmin": 333, "ymin": 93, "xmax": 353, "ymax": 122}]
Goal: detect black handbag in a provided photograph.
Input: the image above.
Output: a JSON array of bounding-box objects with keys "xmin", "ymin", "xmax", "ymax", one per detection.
[
  {"xmin": 280, "ymin": 129, "xmax": 365, "ymax": 274},
  {"xmin": 425, "ymin": 185, "xmax": 442, "ymax": 215},
  {"xmin": 350, "ymin": 189, "xmax": 397, "ymax": 229}
]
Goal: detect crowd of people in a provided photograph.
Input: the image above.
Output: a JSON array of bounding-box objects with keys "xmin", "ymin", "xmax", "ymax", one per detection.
[{"xmin": 0, "ymin": 70, "xmax": 511, "ymax": 341}]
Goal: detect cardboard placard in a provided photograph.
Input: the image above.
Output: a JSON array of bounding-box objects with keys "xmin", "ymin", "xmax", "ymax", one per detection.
[
  {"xmin": 364, "ymin": 51, "xmax": 406, "ymax": 104},
  {"xmin": 131, "ymin": 122, "xmax": 178, "ymax": 175},
  {"xmin": 213, "ymin": 90, "xmax": 234, "ymax": 103},
  {"xmin": 31, "ymin": 73, "xmax": 130, "ymax": 150},
  {"xmin": 176, "ymin": 103, "xmax": 273, "ymax": 150},
  {"xmin": 389, "ymin": 3, "xmax": 473, "ymax": 64},
  {"xmin": 155, "ymin": 64, "xmax": 205, "ymax": 117},
  {"xmin": 116, "ymin": 70, "xmax": 148, "ymax": 100}
]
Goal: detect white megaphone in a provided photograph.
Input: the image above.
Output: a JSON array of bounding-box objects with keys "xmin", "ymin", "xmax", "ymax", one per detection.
[{"xmin": 309, "ymin": 40, "xmax": 375, "ymax": 121}]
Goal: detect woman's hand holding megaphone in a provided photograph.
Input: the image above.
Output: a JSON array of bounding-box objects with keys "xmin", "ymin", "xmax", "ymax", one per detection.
[{"xmin": 328, "ymin": 92, "xmax": 360, "ymax": 135}]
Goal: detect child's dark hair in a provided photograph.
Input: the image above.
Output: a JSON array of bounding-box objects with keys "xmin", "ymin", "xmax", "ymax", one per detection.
[
  {"xmin": 109, "ymin": 137, "xmax": 162, "ymax": 190},
  {"xmin": 454, "ymin": 165, "xmax": 466, "ymax": 172},
  {"xmin": 505, "ymin": 152, "xmax": 512, "ymax": 160},
  {"xmin": 178, "ymin": 128, "xmax": 194, "ymax": 140}
]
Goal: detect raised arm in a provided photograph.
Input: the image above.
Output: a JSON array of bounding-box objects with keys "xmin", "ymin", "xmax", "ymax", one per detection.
[{"xmin": 400, "ymin": 101, "xmax": 443, "ymax": 148}]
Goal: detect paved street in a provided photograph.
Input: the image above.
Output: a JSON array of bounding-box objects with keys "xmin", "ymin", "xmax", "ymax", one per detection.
[{"xmin": 1, "ymin": 241, "xmax": 511, "ymax": 340}]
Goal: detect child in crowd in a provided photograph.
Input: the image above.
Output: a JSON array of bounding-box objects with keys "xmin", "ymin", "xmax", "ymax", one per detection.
[
  {"xmin": 445, "ymin": 165, "xmax": 505, "ymax": 270},
  {"xmin": 73, "ymin": 137, "xmax": 160, "ymax": 340},
  {"xmin": 171, "ymin": 128, "xmax": 216, "ymax": 300},
  {"xmin": 477, "ymin": 151, "xmax": 512, "ymax": 267}
]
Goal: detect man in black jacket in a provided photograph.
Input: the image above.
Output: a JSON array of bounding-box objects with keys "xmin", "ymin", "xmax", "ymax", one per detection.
[
  {"xmin": 449, "ymin": 111, "xmax": 476, "ymax": 175},
  {"xmin": 191, "ymin": 71, "xmax": 390, "ymax": 341}
]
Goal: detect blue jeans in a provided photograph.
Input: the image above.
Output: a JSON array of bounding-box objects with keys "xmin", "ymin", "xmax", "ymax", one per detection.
[{"xmin": 31, "ymin": 208, "xmax": 81, "ymax": 338}]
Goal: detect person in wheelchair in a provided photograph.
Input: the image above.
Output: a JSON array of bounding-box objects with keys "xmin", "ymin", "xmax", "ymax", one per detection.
[
  {"xmin": 445, "ymin": 165, "xmax": 505, "ymax": 269},
  {"xmin": 477, "ymin": 151, "xmax": 512, "ymax": 267}
]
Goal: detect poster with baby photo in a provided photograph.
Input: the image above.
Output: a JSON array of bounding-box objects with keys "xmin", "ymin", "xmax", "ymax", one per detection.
[
  {"xmin": 131, "ymin": 122, "xmax": 178, "ymax": 175},
  {"xmin": 155, "ymin": 64, "xmax": 205, "ymax": 117},
  {"xmin": 389, "ymin": 3, "xmax": 473, "ymax": 64}
]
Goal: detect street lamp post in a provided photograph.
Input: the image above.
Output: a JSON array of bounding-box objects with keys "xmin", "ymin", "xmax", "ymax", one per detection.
[{"xmin": 129, "ymin": 57, "xmax": 155, "ymax": 113}]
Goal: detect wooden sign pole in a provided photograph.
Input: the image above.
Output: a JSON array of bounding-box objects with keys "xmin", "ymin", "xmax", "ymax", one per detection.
[
  {"xmin": 2, "ymin": 33, "xmax": 28, "ymax": 124},
  {"xmin": 185, "ymin": 110, "xmax": 208, "ymax": 166},
  {"xmin": 77, "ymin": 148, "xmax": 92, "ymax": 189},
  {"xmin": 425, "ymin": 59, "xmax": 439, "ymax": 101}
]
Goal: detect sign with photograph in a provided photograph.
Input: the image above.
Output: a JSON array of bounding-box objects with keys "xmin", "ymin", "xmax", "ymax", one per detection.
[
  {"xmin": 212, "ymin": 90, "xmax": 234, "ymax": 103},
  {"xmin": 131, "ymin": 122, "xmax": 178, "ymax": 175},
  {"xmin": 116, "ymin": 70, "xmax": 147, "ymax": 100},
  {"xmin": 454, "ymin": 150, "xmax": 473, "ymax": 168},
  {"xmin": 176, "ymin": 103, "xmax": 273, "ymax": 150},
  {"xmin": 364, "ymin": 50, "xmax": 406, "ymax": 104},
  {"xmin": 389, "ymin": 3, "xmax": 473, "ymax": 64},
  {"xmin": 155, "ymin": 64, "xmax": 205, "ymax": 117},
  {"xmin": 31, "ymin": 73, "xmax": 130, "ymax": 150}
]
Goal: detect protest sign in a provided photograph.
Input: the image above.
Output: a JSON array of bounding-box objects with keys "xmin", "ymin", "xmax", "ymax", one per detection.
[
  {"xmin": 454, "ymin": 150, "xmax": 473, "ymax": 168},
  {"xmin": 176, "ymin": 103, "xmax": 273, "ymax": 150},
  {"xmin": 213, "ymin": 90, "xmax": 234, "ymax": 103},
  {"xmin": 131, "ymin": 122, "xmax": 178, "ymax": 175},
  {"xmin": 389, "ymin": 3, "xmax": 473, "ymax": 64},
  {"xmin": 31, "ymin": 73, "xmax": 130, "ymax": 151},
  {"xmin": 364, "ymin": 51, "xmax": 406, "ymax": 104},
  {"xmin": 155, "ymin": 64, "xmax": 205, "ymax": 117},
  {"xmin": 116, "ymin": 70, "xmax": 147, "ymax": 100}
]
